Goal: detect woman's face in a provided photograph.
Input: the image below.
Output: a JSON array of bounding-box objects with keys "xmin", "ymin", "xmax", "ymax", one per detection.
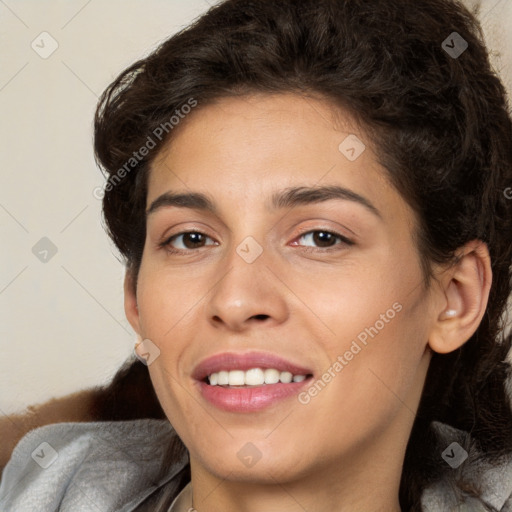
[{"xmin": 127, "ymin": 93, "xmax": 435, "ymax": 487}]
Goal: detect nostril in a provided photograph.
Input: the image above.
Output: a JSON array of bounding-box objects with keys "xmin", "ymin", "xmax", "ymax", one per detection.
[{"xmin": 252, "ymin": 314, "xmax": 269, "ymax": 321}]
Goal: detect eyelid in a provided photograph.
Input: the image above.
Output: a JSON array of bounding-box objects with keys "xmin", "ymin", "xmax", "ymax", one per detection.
[
  {"xmin": 159, "ymin": 226, "xmax": 354, "ymax": 254},
  {"xmin": 163, "ymin": 231, "xmax": 216, "ymax": 249},
  {"xmin": 293, "ymin": 227, "xmax": 354, "ymax": 246}
]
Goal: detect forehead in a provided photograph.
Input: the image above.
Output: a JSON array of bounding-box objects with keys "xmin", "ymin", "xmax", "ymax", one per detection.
[{"xmin": 146, "ymin": 93, "xmax": 402, "ymax": 221}]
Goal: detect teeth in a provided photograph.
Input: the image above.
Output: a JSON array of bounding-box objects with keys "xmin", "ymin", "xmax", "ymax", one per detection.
[
  {"xmin": 279, "ymin": 371, "xmax": 293, "ymax": 384},
  {"xmin": 207, "ymin": 368, "xmax": 308, "ymax": 386},
  {"xmin": 246, "ymin": 368, "xmax": 265, "ymax": 385},
  {"xmin": 217, "ymin": 371, "xmax": 229, "ymax": 385},
  {"xmin": 264, "ymin": 368, "xmax": 280, "ymax": 384},
  {"xmin": 228, "ymin": 370, "xmax": 245, "ymax": 386}
]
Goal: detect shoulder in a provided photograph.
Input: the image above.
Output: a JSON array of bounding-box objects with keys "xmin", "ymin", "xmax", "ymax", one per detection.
[
  {"xmin": 421, "ymin": 421, "xmax": 512, "ymax": 511},
  {"xmin": 0, "ymin": 419, "xmax": 188, "ymax": 512}
]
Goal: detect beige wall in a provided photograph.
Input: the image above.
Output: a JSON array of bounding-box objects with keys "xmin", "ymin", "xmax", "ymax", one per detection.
[{"xmin": 1, "ymin": 0, "xmax": 511, "ymax": 414}]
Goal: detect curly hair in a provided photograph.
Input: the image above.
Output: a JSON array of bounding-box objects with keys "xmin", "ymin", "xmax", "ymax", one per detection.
[{"xmin": 92, "ymin": 0, "xmax": 512, "ymax": 509}]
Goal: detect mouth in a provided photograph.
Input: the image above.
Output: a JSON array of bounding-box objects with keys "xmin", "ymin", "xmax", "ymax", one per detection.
[{"xmin": 193, "ymin": 352, "xmax": 314, "ymax": 412}]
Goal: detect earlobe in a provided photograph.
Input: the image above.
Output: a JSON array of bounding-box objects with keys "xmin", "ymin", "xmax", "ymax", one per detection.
[
  {"xmin": 428, "ymin": 240, "xmax": 492, "ymax": 355},
  {"xmin": 124, "ymin": 271, "xmax": 142, "ymax": 336},
  {"xmin": 134, "ymin": 333, "xmax": 145, "ymax": 359}
]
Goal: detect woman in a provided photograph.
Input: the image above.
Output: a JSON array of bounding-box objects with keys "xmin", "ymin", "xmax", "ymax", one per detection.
[{"xmin": 1, "ymin": 0, "xmax": 512, "ymax": 510}]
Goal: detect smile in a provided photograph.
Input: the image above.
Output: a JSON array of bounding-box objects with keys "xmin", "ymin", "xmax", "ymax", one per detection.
[{"xmin": 193, "ymin": 351, "xmax": 314, "ymax": 412}]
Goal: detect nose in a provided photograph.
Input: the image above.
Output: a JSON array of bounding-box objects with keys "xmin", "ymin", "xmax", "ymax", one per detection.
[{"xmin": 205, "ymin": 248, "xmax": 289, "ymax": 332}]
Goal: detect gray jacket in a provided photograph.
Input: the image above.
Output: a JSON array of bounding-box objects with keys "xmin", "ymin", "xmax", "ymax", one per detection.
[{"xmin": 0, "ymin": 418, "xmax": 511, "ymax": 511}]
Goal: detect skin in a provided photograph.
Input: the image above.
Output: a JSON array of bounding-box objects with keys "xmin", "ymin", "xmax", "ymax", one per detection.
[{"xmin": 124, "ymin": 92, "xmax": 491, "ymax": 512}]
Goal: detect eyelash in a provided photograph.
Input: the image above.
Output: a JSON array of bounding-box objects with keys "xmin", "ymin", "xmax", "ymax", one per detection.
[{"xmin": 159, "ymin": 229, "xmax": 354, "ymax": 255}]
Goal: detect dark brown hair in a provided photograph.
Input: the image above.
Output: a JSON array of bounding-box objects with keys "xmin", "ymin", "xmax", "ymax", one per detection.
[{"xmin": 92, "ymin": 0, "xmax": 512, "ymax": 509}]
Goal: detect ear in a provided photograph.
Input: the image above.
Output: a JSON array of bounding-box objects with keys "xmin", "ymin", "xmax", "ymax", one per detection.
[
  {"xmin": 124, "ymin": 270, "xmax": 142, "ymax": 337},
  {"xmin": 428, "ymin": 240, "xmax": 492, "ymax": 354}
]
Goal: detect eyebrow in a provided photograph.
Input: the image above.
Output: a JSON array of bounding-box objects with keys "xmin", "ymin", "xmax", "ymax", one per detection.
[{"xmin": 146, "ymin": 185, "xmax": 382, "ymax": 219}]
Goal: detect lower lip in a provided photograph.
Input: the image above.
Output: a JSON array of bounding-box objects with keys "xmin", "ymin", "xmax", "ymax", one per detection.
[{"xmin": 197, "ymin": 378, "xmax": 312, "ymax": 412}]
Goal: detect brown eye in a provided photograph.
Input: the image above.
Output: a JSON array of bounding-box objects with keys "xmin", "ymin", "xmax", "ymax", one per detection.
[
  {"xmin": 294, "ymin": 230, "xmax": 353, "ymax": 250},
  {"xmin": 161, "ymin": 231, "xmax": 217, "ymax": 253}
]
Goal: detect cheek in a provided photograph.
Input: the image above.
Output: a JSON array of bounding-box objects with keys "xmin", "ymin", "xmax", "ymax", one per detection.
[
  {"xmin": 135, "ymin": 263, "xmax": 201, "ymax": 339},
  {"xmin": 133, "ymin": 268, "xmax": 192, "ymax": 402},
  {"xmin": 305, "ymin": 254, "xmax": 428, "ymax": 411},
  {"xmin": 319, "ymin": 286, "xmax": 429, "ymax": 422},
  {"xmin": 292, "ymin": 261, "xmax": 413, "ymax": 356},
  {"xmin": 134, "ymin": 267, "xmax": 199, "ymax": 431}
]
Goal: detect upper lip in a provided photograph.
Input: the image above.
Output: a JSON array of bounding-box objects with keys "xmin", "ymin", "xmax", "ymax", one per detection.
[{"xmin": 192, "ymin": 351, "xmax": 314, "ymax": 381}]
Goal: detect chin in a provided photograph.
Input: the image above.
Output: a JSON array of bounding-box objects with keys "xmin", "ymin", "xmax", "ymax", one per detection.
[{"xmin": 192, "ymin": 439, "xmax": 313, "ymax": 483}]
